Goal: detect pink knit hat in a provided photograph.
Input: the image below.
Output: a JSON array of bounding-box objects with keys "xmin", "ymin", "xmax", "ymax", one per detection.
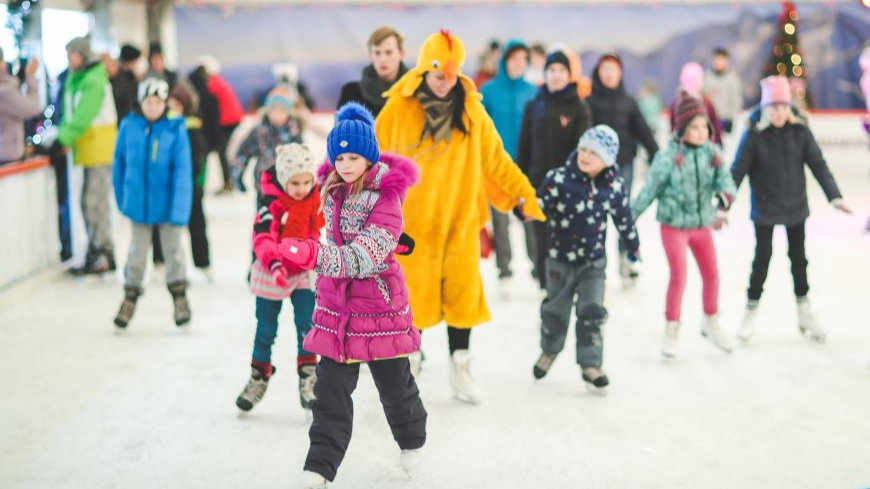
[
  {"xmin": 760, "ymin": 76, "xmax": 792, "ymax": 107},
  {"xmin": 679, "ymin": 62, "xmax": 705, "ymax": 98}
]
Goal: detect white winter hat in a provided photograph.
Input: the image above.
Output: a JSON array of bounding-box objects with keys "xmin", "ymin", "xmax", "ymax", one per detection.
[
  {"xmin": 275, "ymin": 143, "xmax": 317, "ymax": 189},
  {"xmin": 195, "ymin": 55, "xmax": 221, "ymax": 75},
  {"xmin": 578, "ymin": 125, "xmax": 620, "ymax": 167}
]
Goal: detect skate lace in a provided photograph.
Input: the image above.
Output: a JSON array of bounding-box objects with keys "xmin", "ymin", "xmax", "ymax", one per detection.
[
  {"xmin": 118, "ymin": 299, "xmax": 136, "ymax": 319},
  {"xmin": 582, "ymin": 367, "xmax": 604, "ymax": 380},
  {"xmin": 242, "ymin": 378, "xmax": 268, "ymax": 401},
  {"xmin": 536, "ymin": 353, "xmax": 556, "ymax": 371}
]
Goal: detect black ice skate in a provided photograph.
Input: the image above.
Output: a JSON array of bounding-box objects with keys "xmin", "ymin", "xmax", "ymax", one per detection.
[
  {"xmin": 298, "ymin": 362, "xmax": 317, "ymax": 410},
  {"xmin": 533, "ymin": 352, "xmax": 557, "ymax": 379},
  {"xmin": 236, "ymin": 365, "xmax": 274, "ymax": 412},
  {"xmin": 114, "ymin": 286, "xmax": 141, "ymax": 330},
  {"xmin": 582, "ymin": 367, "xmax": 610, "ymax": 394},
  {"xmin": 168, "ymin": 282, "xmax": 191, "ymax": 327}
]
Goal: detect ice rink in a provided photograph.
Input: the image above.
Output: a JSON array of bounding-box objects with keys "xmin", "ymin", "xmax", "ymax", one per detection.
[{"xmin": 2, "ymin": 124, "xmax": 870, "ymax": 489}]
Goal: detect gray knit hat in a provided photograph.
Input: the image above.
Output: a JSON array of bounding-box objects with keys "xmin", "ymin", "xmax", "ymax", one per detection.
[
  {"xmin": 578, "ymin": 125, "xmax": 620, "ymax": 167},
  {"xmin": 66, "ymin": 36, "xmax": 94, "ymax": 62}
]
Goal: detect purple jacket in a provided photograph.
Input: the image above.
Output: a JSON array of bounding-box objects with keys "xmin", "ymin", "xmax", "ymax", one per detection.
[{"xmin": 303, "ymin": 153, "xmax": 421, "ymax": 363}]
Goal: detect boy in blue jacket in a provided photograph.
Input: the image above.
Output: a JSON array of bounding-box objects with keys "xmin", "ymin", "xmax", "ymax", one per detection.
[
  {"xmin": 533, "ymin": 125, "xmax": 640, "ymax": 393},
  {"xmin": 112, "ymin": 77, "xmax": 193, "ymax": 330}
]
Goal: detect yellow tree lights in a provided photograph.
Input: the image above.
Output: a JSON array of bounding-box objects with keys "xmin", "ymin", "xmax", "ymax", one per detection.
[{"xmin": 767, "ymin": 1, "xmax": 811, "ymax": 108}]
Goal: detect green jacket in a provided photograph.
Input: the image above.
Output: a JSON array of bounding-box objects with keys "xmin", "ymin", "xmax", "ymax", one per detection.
[
  {"xmin": 632, "ymin": 138, "xmax": 736, "ymax": 229},
  {"xmin": 58, "ymin": 61, "xmax": 117, "ymax": 167}
]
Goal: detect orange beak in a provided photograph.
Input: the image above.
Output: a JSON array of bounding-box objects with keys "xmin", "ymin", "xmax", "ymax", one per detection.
[{"xmin": 443, "ymin": 60, "xmax": 458, "ymax": 85}]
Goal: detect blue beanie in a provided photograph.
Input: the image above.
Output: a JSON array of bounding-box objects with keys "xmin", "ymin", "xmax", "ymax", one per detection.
[
  {"xmin": 578, "ymin": 125, "xmax": 620, "ymax": 167},
  {"xmin": 327, "ymin": 102, "xmax": 380, "ymax": 166}
]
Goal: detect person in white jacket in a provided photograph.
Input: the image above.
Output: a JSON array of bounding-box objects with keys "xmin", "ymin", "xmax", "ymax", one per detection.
[
  {"xmin": 704, "ymin": 47, "xmax": 742, "ymax": 134},
  {"xmin": 0, "ymin": 49, "xmax": 42, "ymax": 164}
]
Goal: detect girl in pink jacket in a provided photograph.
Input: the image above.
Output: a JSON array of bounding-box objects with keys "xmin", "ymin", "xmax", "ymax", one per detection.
[
  {"xmin": 235, "ymin": 143, "xmax": 324, "ymax": 414},
  {"xmin": 279, "ymin": 103, "xmax": 426, "ymax": 487}
]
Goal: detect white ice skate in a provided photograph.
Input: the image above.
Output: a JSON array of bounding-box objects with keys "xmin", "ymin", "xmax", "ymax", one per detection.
[
  {"xmin": 301, "ymin": 470, "xmax": 328, "ymax": 489},
  {"xmin": 449, "ymin": 349, "xmax": 481, "ymax": 404},
  {"xmin": 661, "ymin": 321, "xmax": 680, "ymax": 358},
  {"xmin": 701, "ymin": 314, "xmax": 734, "ymax": 354},
  {"xmin": 409, "ymin": 350, "xmax": 423, "ymax": 378},
  {"xmin": 737, "ymin": 306, "xmax": 758, "ymax": 343},
  {"xmin": 797, "ymin": 300, "xmax": 826, "ymax": 343},
  {"xmin": 498, "ymin": 277, "xmax": 512, "ymax": 300},
  {"xmin": 400, "ymin": 448, "xmax": 422, "ymax": 479},
  {"xmin": 619, "ymin": 254, "xmax": 639, "ymax": 288}
]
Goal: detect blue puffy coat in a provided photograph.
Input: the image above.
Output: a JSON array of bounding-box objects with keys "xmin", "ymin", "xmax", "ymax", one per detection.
[
  {"xmin": 113, "ymin": 112, "xmax": 193, "ymax": 225},
  {"xmin": 479, "ymin": 39, "xmax": 539, "ymax": 160}
]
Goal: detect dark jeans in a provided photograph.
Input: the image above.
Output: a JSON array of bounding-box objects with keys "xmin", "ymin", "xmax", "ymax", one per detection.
[
  {"xmin": 529, "ymin": 220, "xmax": 549, "ymax": 290},
  {"xmin": 153, "ymin": 186, "xmax": 210, "ymax": 268},
  {"xmin": 490, "ymin": 207, "xmax": 512, "ymax": 278},
  {"xmin": 617, "ymin": 162, "xmax": 635, "ymax": 255},
  {"xmin": 253, "ymin": 293, "xmax": 315, "ymax": 362},
  {"xmin": 748, "ymin": 222, "xmax": 809, "ymax": 302},
  {"xmin": 50, "ymin": 150, "xmax": 72, "ymax": 261},
  {"xmin": 305, "ymin": 357, "xmax": 427, "ymax": 482}
]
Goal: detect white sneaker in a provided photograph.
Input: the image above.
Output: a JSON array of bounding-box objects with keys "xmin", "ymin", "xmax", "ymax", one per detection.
[
  {"xmin": 449, "ymin": 349, "xmax": 481, "ymax": 404},
  {"xmin": 701, "ymin": 314, "xmax": 734, "ymax": 354},
  {"xmin": 737, "ymin": 306, "xmax": 758, "ymax": 343},
  {"xmin": 498, "ymin": 277, "xmax": 512, "ymax": 300},
  {"xmin": 409, "ymin": 350, "xmax": 423, "ymax": 378},
  {"xmin": 661, "ymin": 321, "xmax": 680, "ymax": 358},
  {"xmin": 301, "ymin": 470, "xmax": 328, "ymax": 489},
  {"xmin": 400, "ymin": 448, "xmax": 422, "ymax": 478},
  {"xmin": 797, "ymin": 300, "xmax": 826, "ymax": 343}
]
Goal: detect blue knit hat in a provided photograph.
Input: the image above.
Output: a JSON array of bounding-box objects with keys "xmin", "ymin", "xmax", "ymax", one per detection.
[
  {"xmin": 327, "ymin": 102, "xmax": 380, "ymax": 166},
  {"xmin": 578, "ymin": 125, "xmax": 620, "ymax": 167}
]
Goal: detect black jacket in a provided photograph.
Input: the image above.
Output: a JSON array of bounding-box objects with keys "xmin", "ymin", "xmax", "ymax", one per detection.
[
  {"xmin": 585, "ymin": 61, "xmax": 658, "ymax": 168},
  {"xmin": 111, "ymin": 69, "xmax": 139, "ymax": 123},
  {"xmin": 517, "ymin": 83, "xmax": 592, "ymax": 188},
  {"xmin": 731, "ymin": 107, "xmax": 842, "ymax": 226},
  {"xmin": 189, "ymin": 67, "xmax": 221, "ymax": 150}
]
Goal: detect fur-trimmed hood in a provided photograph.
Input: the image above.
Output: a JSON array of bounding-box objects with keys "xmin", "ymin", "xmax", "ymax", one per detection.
[{"xmin": 317, "ymin": 152, "xmax": 420, "ymax": 202}]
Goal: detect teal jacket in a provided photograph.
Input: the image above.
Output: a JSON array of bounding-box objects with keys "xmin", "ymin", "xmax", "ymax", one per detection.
[
  {"xmin": 632, "ymin": 138, "xmax": 736, "ymax": 229},
  {"xmin": 479, "ymin": 39, "xmax": 538, "ymax": 159}
]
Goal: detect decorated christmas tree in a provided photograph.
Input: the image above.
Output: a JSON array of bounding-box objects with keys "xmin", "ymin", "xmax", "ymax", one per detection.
[{"xmin": 766, "ymin": 1, "xmax": 812, "ymax": 108}]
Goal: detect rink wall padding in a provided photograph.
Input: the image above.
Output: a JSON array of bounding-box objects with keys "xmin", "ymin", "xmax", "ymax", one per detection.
[
  {"xmin": 173, "ymin": 3, "xmax": 870, "ymax": 111},
  {"xmin": 0, "ymin": 157, "xmax": 59, "ymax": 292}
]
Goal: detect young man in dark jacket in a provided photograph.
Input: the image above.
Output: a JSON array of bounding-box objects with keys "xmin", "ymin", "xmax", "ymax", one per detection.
[
  {"xmin": 585, "ymin": 52, "xmax": 658, "ymax": 282},
  {"xmin": 336, "ymin": 26, "xmax": 408, "ymax": 117},
  {"xmin": 731, "ymin": 76, "xmax": 851, "ymax": 344},
  {"xmin": 517, "ymin": 50, "xmax": 592, "ymax": 289}
]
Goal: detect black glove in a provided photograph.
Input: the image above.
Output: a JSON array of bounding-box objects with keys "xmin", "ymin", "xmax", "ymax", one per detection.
[
  {"xmin": 512, "ymin": 198, "xmax": 528, "ymax": 221},
  {"xmin": 395, "ymin": 232, "xmax": 415, "ymax": 256}
]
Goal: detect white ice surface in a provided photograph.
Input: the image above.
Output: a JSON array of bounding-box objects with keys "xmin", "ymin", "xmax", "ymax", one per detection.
[{"xmin": 2, "ymin": 131, "xmax": 870, "ymax": 489}]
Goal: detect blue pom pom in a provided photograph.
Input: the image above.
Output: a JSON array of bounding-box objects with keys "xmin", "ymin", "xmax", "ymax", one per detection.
[{"xmin": 336, "ymin": 101, "xmax": 375, "ymax": 126}]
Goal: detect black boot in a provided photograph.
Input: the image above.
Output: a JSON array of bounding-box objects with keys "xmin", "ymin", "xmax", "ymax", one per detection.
[
  {"xmin": 168, "ymin": 281, "xmax": 191, "ymax": 327},
  {"xmin": 114, "ymin": 286, "xmax": 141, "ymax": 329}
]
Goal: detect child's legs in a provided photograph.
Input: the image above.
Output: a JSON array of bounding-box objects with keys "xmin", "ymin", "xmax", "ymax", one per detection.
[
  {"xmin": 660, "ymin": 226, "xmax": 690, "ymax": 322},
  {"xmin": 785, "ymin": 222, "xmax": 809, "ymax": 298},
  {"xmin": 748, "ymin": 224, "xmax": 775, "ymax": 302},
  {"xmin": 305, "ymin": 358, "xmax": 361, "ymax": 482},
  {"xmin": 290, "ymin": 288, "xmax": 316, "ymax": 357},
  {"xmin": 188, "ymin": 186, "xmax": 211, "ymax": 268},
  {"xmin": 157, "ymin": 224, "xmax": 188, "ymax": 286},
  {"xmin": 252, "ymin": 297, "xmax": 282, "ymax": 364},
  {"xmin": 687, "ymin": 227, "xmax": 720, "ymax": 316},
  {"xmin": 368, "ymin": 357, "xmax": 427, "ymax": 451},
  {"xmin": 574, "ymin": 259, "xmax": 607, "ymax": 368},
  {"xmin": 124, "ymin": 223, "xmax": 153, "ymax": 291},
  {"xmin": 540, "ymin": 258, "xmax": 580, "ymax": 356}
]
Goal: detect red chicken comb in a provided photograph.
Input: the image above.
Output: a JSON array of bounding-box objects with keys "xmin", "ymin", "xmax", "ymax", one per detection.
[{"xmin": 439, "ymin": 29, "xmax": 453, "ymax": 51}]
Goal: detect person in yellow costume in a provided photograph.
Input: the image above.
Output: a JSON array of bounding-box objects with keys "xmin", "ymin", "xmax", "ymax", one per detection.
[{"xmin": 376, "ymin": 30, "xmax": 545, "ymax": 404}]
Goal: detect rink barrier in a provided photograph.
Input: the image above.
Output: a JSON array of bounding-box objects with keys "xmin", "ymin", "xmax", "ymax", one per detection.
[{"xmin": 0, "ymin": 156, "xmax": 59, "ymax": 293}]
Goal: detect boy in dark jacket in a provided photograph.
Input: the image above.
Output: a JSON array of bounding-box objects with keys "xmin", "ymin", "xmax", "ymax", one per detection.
[
  {"xmin": 517, "ymin": 50, "xmax": 593, "ymax": 288},
  {"xmin": 731, "ymin": 76, "xmax": 851, "ymax": 344},
  {"xmin": 336, "ymin": 26, "xmax": 408, "ymax": 116},
  {"xmin": 586, "ymin": 52, "xmax": 658, "ymax": 282},
  {"xmin": 533, "ymin": 125, "xmax": 639, "ymax": 393},
  {"xmin": 112, "ymin": 77, "xmax": 193, "ymax": 330}
]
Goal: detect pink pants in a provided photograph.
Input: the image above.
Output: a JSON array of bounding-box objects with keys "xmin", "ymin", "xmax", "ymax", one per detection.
[{"xmin": 660, "ymin": 225, "xmax": 719, "ymax": 322}]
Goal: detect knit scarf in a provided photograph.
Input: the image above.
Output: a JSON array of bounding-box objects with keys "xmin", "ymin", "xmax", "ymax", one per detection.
[
  {"xmin": 415, "ymin": 82, "xmax": 456, "ymax": 145},
  {"xmin": 359, "ymin": 62, "xmax": 408, "ymax": 112}
]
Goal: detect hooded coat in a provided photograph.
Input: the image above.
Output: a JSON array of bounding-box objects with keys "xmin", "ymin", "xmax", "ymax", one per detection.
[{"xmin": 375, "ymin": 31, "xmax": 545, "ymax": 330}]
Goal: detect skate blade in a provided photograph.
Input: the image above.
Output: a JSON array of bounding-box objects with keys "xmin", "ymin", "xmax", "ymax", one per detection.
[
  {"xmin": 584, "ymin": 383, "xmax": 608, "ymax": 396},
  {"xmin": 451, "ymin": 393, "xmax": 481, "ymax": 405}
]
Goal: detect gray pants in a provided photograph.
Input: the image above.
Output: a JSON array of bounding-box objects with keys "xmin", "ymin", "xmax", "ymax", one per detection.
[
  {"xmin": 125, "ymin": 223, "xmax": 187, "ymax": 291},
  {"xmin": 82, "ymin": 166, "xmax": 114, "ymax": 253},
  {"xmin": 491, "ymin": 207, "xmax": 512, "ymax": 278},
  {"xmin": 540, "ymin": 258, "xmax": 608, "ymax": 368}
]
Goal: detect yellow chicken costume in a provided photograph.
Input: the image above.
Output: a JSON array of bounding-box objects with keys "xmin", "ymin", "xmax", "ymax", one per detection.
[{"xmin": 376, "ymin": 30, "xmax": 545, "ymax": 330}]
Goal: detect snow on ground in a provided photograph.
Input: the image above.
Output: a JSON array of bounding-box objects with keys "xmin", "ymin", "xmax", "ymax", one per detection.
[{"xmin": 2, "ymin": 133, "xmax": 870, "ymax": 489}]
